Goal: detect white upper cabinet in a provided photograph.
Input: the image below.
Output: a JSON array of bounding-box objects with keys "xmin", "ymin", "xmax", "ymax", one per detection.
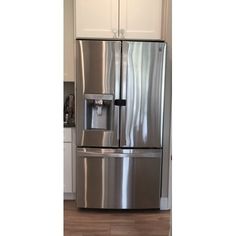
[
  {"xmin": 75, "ymin": 0, "xmax": 119, "ymax": 38},
  {"xmin": 119, "ymin": 0, "xmax": 163, "ymax": 40},
  {"xmin": 75, "ymin": 0, "xmax": 163, "ymax": 40}
]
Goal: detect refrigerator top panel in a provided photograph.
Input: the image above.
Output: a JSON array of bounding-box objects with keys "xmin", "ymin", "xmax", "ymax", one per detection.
[
  {"xmin": 120, "ymin": 41, "xmax": 166, "ymax": 148},
  {"xmin": 76, "ymin": 40, "xmax": 121, "ymax": 147}
]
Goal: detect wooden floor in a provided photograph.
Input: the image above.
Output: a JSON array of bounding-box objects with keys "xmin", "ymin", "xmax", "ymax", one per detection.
[{"xmin": 64, "ymin": 200, "xmax": 170, "ymax": 236}]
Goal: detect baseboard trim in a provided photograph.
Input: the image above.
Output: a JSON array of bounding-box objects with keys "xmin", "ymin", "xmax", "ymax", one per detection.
[
  {"xmin": 160, "ymin": 197, "xmax": 170, "ymax": 210},
  {"xmin": 64, "ymin": 192, "xmax": 76, "ymax": 200}
]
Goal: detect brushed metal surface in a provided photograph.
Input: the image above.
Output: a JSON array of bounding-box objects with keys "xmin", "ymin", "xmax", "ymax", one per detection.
[
  {"xmin": 121, "ymin": 41, "xmax": 166, "ymax": 148},
  {"xmin": 76, "ymin": 40, "xmax": 121, "ymax": 147},
  {"xmin": 76, "ymin": 148, "xmax": 162, "ymax": 209}
]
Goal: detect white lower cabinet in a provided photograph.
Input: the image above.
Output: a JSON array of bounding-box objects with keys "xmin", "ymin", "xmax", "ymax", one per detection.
[
  {"xmin": 64, "ymin": 128, "xmax": 76, "ymax": 200},
  {"xmin": 64, "ymin": 142, "xmax": 72, "ymax": 193}
]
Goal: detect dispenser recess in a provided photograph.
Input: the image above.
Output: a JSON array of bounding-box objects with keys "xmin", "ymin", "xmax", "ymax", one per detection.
[{"xmin": 84, "ymin": 94, "xmax": 114, "ymax": 131}]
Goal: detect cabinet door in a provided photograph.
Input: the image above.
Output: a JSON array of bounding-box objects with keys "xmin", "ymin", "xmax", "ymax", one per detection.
[
  {"xmin": 120, "ymin": 0, "xmax": 163, "ymax": 40},
  {"xmin": 75, "ymin": 0, "xmax": 119, "ymax": 38},
  {"xmin": 64, "ymin": 143, "xmax": 72, "ymax": 193}
]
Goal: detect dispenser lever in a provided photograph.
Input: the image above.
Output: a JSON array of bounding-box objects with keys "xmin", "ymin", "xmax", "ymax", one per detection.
[{"xmin": 95, "ymin": 99, "xmax": 103, "ymax": 116}]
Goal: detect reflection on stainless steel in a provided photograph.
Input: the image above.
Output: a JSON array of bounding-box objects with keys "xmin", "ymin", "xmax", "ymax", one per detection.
[
  {"xmin": 121, "ymin": 158, "xmax": 130, "ymax": 208},
  {"xmin": 76, "ymin": 40, "xmax": 121, "ymax": 147},
  {"xmin": 121, "ymin": 42, "xmax": 166, "ymax": 148},
  {"xmin": 77, "ymin": 149, "xmax": 162, "ymax": 209},
  {"xmin": 79, "ymin": 42, "xmax": 85, "ymax": 94},
  {"xmin": 161, "ymin": 45, "xmax": 167, "ymax": 135},
  {"xmin": 101, "ymin": 158, "xmax": 105, "ymax": 208},
  {"xmin": 84, "ymin": 158, "xmax": 87, "ymax": 208}
]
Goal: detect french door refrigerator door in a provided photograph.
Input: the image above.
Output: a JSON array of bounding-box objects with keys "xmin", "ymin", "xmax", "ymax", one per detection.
[
  {"xmin": 76, "ymin": 148, "xmax": 162, "ymax": 209},
  {"xmin": 120, "ymin": 41, "xmax": 166, "ymax": 148},
  {"xmin": 76, "ymin": 40, "xmax": 121, "ymax": 147}
]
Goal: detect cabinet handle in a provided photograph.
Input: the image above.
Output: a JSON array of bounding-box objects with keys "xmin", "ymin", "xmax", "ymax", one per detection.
[
  {"xmin": 112, "ymin": 29, "xmax": 117, "ymax": 38},
  {"xmin": 120, "ymin": 29, "xmax": 125, "ymax": 38}
]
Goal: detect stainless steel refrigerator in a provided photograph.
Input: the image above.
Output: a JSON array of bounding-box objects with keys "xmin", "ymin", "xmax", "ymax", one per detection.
[{"xmin": 76, "ymin": 40, "xmax": 166, "ymax": 209}]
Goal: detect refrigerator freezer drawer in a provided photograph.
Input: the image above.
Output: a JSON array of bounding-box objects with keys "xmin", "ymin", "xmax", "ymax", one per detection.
[{"xmin": 76, "ymin": 149, "xmax": 162, "ymax": 209}]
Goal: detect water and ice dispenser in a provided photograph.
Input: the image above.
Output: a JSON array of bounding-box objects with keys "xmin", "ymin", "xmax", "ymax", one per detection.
[{"xmin": 84, "ymin": 94, "xmax": 113, "ymax": 130}]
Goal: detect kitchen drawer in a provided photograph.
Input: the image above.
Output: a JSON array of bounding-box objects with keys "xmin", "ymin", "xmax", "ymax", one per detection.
[{"xmin": 64, "ymin": 128, "xmax": 72, "ymax": 142}]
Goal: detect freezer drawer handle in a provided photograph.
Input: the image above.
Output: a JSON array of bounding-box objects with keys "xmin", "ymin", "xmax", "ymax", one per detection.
[{"xmin": 114, "ymin": 99, "xmax": 126, "ymax": 106}]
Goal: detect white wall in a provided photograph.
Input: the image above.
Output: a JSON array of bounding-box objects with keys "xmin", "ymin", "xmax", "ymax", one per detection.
[
  {"xmin": 161, "ymin": 0, "xmax": 172, "ymax": 206},
  {"xmin": 64, "ymin": 0, "xmax": 75, "ymax": 82}
]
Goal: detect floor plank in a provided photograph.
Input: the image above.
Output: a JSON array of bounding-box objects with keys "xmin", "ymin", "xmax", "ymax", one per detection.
[{"xmin": 64, "ymin": 200, "xmax": 170, "ymax": 236}]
